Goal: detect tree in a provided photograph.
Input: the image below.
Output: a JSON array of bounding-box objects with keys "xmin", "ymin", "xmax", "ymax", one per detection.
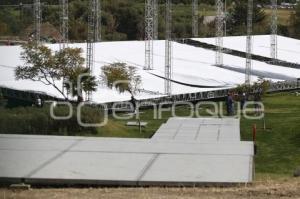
[
  {"xmin": 227, "ymin": 1, "xmax": 266, "ymax": 35},
  {"xmin": 0, "ymin": 22, "xmax": 8, "ymax": 36},
  {"xmin": 64, "ymin": 67, "xmax": 97, "ymax": 102},
  {"xmin": 101, "ymin": 62, "xmax": 141, "ymax": 97},
  {"xmin": 101, "ymin": 62, "xmax": 143, "ymax": 132},
  {"xmin": 290, "ymin": 4, "xmax": 300, "ymax": 38},
  {"xmin": 15, "ymin": 43, "xmax": 97, "ymax": 101},
  {"xmin": 56, "ymin": 47, "xmax": 97, "ymax": 102},
  {"xmin": 234, "ymin": 78, "xmax": 270, "ymax": 99}
]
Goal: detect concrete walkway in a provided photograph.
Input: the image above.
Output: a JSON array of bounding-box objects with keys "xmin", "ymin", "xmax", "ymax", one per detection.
[{"xmin": 0, "ymin": 118, "xmax": 254, "ymax": 186}]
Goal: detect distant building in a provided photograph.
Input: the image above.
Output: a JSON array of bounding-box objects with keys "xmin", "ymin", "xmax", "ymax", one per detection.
[
  {"xmin": 203, "ymin": 16, "xmax": 216, "ymax": 25},
  {"xmin": 280, "ymin": 2, "xmax": 297, "ymax": 9}
]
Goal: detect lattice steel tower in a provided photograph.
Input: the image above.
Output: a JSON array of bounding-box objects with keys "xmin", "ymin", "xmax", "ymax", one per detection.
[
  {"xmin": 154, "ymin": 0, "xmax": 159, "ymax": 40},
  {"xmin": 271, "ymin": 0, "xmax": 278, "ymax": 62},
  {"xmin": 95, "ymin": 0, "xmax": 101, "ymax": 42},
  {"xmin": 86, "ymin": 0, "xmax": 101, "ymax": 101},
  {"xmin": 215, "ymin": 0, "xmax": 224, "ymax": 66},
  {"xmin": 60, "ymin": 0, "xmax": 68, "ymax": 49},
  {"xmin": 145, "ymin": 0, "xmax": 154, "ymax": 70},
  {"xmin": 165, "ymin": 0, "xmax": 172, "ymax": 95},
  {"xmin": 33, "ymin": 0, "xmax": 41, "ymax": 45},
  {"xmin": 245, "ymin": 0, "xmax": 253, "ymax": 85},
  {"xmin": 192, "ymin": 0, "xmax": 199, "ymax": 37}
]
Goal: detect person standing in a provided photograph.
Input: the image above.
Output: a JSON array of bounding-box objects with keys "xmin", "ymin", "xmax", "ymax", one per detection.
[
  {"xmin": 226, "ymin": 92, "xmax": 234, "ymax": 116},
  {"xmin": 240, "ymin": 92, "xmax": 247, "ymax": 111},
  {"xmin": 254, "ymin": 92, "xmax": 261, "ymax": 115},
  {"xmin": 130, "ymin": 95, "xmax": 137, "ymax": 114}
]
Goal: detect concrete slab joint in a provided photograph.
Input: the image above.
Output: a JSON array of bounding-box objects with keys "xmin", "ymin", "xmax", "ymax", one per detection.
[{"xmin": 0, "ymin": 117, "xmax": 254, "ymax": 186}]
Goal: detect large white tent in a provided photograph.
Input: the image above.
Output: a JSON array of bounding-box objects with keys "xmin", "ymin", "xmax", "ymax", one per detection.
[
  {"xmin": 194, "ymin": 35, "xmax": 300, "ymax": 64},
  {"xmin": 0, "ymin": 35, "xmax": 299, "ymax": 103}
]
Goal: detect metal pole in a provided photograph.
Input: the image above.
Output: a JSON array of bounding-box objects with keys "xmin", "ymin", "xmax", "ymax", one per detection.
[
  {"xmin": 145, "ymin": 0, "xmax": 154, "ymax": 70},
  {"xmin": 33, "ymin": 0, "xmax": 41, "ymax": 45},
  {"xmin": 95, "ymin": 0, "xmax": 101, "ymax": 42},
  {"xmin": 59, "ymin": 0, "xmax": 68, "ymax": 49},
  {"xmin": 245, "ymin": 0, "xmax": 253, "ymax": 85},
  {"xmin": 192, "ymin": 0, "xmax": 199, "ymax": 37},
  {"xmin": 154, "ymin": 0, "xmax": 159, "ymax": 40},
  {"xmin": 224, "ymin": 0, "xmax": 226, "ymax": 37},
  {"xmin": 86, "ymin": 0, "xmax": 100, "ymax": 101},
  {"xmin": 165, "ymin": 0, "xmax": 172, "ymax": 95},
  {"xmin": 271, "ymin": 0, "xmax": 278, "ymax": 62},
  {"xmin": 215, "ymin": 0, "xmax": 224, "ymax": 66}
]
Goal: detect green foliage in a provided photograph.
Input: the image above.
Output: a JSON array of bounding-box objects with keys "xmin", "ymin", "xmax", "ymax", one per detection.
[
  {"xmin": 0, "ymin": 90, "xmax": 6, "ymax": 107},
  {"xmin": 253, "ymin": 78, "xmax": 271, "ymax": 95},
  {"xmin": 55, "ymin": 47, "xmax": 97, "ymax": 101},
  {"xmin": 101, "ymin": 62, "xmax": 142, "ymax": 96},
  {"xmin": 240, "ymin": 93, "xmax": 300, "ymax": 175},
  {"xmin": 15, "ymin": 43, "xmax": 97, "ymax": 101},
  {"xmin": 0, "ymin": 7, "xmax": 21, "ymax": 36},
  {"xmin": 64, "ymin": 67, "xmax": 97, "ymax": 102},
  {"xmin": 0, "ymin": 105, "xmax": 102, "ymax": 135},
  {"xmin": 1, "ymin": 0, "xmax": 290, "ymax": 41},
  {"xmin": 16, "ymin": 43, "xmax": 59, "ymax": 81},
  {"xmin": 0, "ymin": 21, "xmax": 8, "ymax": 35},
  {"xmin": 227, "ymin": 1, "xmax": 266, "ymax": 35},
  {"xmin": 234, "ymin": 78, "xmax": 271, "ymax": 97},
  {"xmin": 289, "ymin": 3, "xmax": 300, "ymax": 38}
]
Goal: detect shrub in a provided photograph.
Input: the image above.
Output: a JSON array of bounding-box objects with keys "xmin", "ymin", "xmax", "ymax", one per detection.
[{"xmin": 0, "ymin": 105, "xmax": 103, "ymax": 136}]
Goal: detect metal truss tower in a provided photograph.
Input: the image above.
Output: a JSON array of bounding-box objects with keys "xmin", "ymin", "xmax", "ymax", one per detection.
[
  {"xmin": 165, "ymin": 0, "xmax": 172, "ymax": 95},
  {"xmin": 271, "ymin": 0, "xmax": 278, "ymax": 62},
  {"xmin": 59, "ymin": 0, "xmax": 68, "ymax": 49},
  {"xmin": 224, "ymin": 0, "xmax": 227, "ymax": 37},
  {"xmin": 215, "ymin": 0, "xmax": 224, "ymax": 66},
  {"xmin": 245, "ymin": 0, "xmax": 253, "ymax": 85},
  {"xmin": 86, "ymin": 0, "xmax": 101, "ymax": 101},
  {"xmin": 154, "ymin": 0, "xmax": 159, "ymax": 40},
  {"xmin": 145, "ymin": 0, "xmax": 154, "ymax": 70},
  {"xmin": 33, "ymin": 0, "xmax": 41, "ymax": 45},
  {"xmin": 95, "ymin": 0, "xmax": 101, "ymax": 42},
  {"xmin": 192, "ymin": 0, "xmax": 199, "ymax": 38}
]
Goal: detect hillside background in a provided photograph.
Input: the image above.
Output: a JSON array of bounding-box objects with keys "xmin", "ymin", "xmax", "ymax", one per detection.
[{"xmin": 0, "ymin": 0, "xmax": 300, "ymax": 42}]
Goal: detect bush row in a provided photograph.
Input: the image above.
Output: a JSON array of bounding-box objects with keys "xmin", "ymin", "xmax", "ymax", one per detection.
[{"xmin": 0, "ymin": 105, "xmax": 103, "ymax": 136}]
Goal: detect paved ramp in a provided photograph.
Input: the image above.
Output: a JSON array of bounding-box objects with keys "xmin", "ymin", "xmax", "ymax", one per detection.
[{"xmin": 152, "ymin": 118, "xmax": 240, "ymax": 142}]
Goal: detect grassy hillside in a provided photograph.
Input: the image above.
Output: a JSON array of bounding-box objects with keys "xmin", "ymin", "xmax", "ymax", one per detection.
[{"xmin": 263, "ymin": 8, "xmax": 295, "ymax": 25}]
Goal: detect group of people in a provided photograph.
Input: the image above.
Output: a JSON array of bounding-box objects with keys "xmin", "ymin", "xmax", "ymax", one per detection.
[
  {"xmin": 226, "ymin": 92, "xmax": 248, "ymax": 116},
  {"xmin": 130, "ymin": 91, "xmax": 263, "ymax": 117}
]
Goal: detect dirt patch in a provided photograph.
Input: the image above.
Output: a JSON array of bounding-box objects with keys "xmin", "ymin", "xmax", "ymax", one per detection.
[{"xmin": 1, "ymin": 179, "xmax": 299, "ymax": 199}]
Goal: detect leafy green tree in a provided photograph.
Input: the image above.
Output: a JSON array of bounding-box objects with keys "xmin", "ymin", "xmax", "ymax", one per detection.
[
  {"xmin": 290, "ymin": 4, "xmax": 300, "ymax": 38},
  {"xmin": 64, "ymin": 67, "xmax": 97, "ymax": 102},
  {"xmin": 0, "ymin": 22, "xmax": 8, "ymax": 36},
  {"xmin": 227, "ymin": 1, "xmax": 266, "ymax": 35},
  {"xmin": 101, "ymin": 62, "xmax": 143, "ymax": 131},
  {"xmin": 234, "ymin": 78, "xmax": 270, "ymax": 99},
  {"xmin": 230, "ymin": 1, "xmax": 265, "ymax": 25},
  {"xmin": 101, "ymin": 62, "xmax": 141, "ymax": 97},
  {"xmin": 15, "ymin": 43, "xmax": 97, "ymax": 101}
]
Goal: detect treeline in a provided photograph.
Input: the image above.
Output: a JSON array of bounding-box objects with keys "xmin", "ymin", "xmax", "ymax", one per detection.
[
  {"xmin": 0, "ymin": 0, "xmax": 300, "ymax": 41},
  {"xmin": 1, "ymin": 0, "xmax": 298, "ymax": 5}
]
